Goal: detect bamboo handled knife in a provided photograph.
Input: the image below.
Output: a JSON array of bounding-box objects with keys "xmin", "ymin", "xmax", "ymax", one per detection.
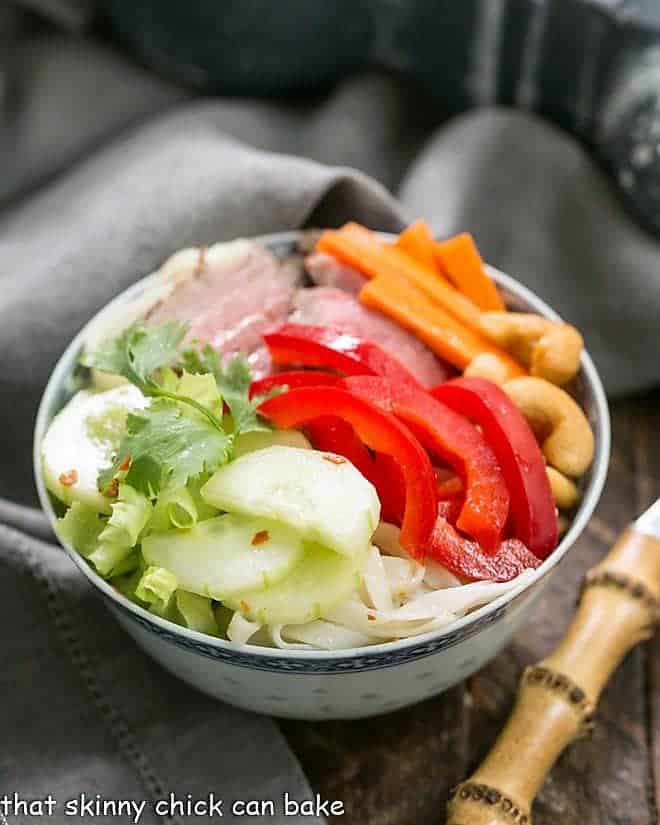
[{"xmin": 446, "ymin": 499, "xmax": 660, "ymax": 825}]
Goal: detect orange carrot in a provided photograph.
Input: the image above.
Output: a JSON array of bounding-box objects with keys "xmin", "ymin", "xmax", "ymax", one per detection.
[
  {"xmin": 317, "ymin": 226, "xmax": 483, "ymax": 332},
  {"xmin": 359, "ymin": 275, "xmax": 524, "ymax": 378},
  {"xmin": 434, "ymin": 232, "xmax": 506, "ymax": 312},
  {"xmin": 393, "ymin": 219, "xmax": 439, "ymax": 273}
]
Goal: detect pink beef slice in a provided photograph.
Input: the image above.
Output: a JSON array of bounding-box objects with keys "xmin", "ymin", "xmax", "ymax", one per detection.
[
  {"xmin": 146, "ymin": 242, "xmax": 302, "ymax": 373},
  {"xmin": 292, "ymin": 287, "xmax": 454, "ymax": 386},
  {"xmin": 305, "ymin": 252, "xmax": 367, "ymax": 295}
]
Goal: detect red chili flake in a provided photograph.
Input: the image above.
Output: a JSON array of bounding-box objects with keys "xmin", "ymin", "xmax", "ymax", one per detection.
[
  {"xmin": 367, "ymin": 613, "xmax": 376, "ymax": 622},
  {"xmin": 118, "ymin": 454, "xmax": 132, "ymax": 472},
  {"xmin": 251, "ymin": 530, "xmax": 270, "ymax": 547},
  {"xmin": 323, "ymin": 454, "xmax": 347, "ymax": 466},
  {"xmin": 58, "ymin": 469, "xmax": 78, "ymax": 486},
  {"xmin": 104, "ymin": 478, "xmax": 119, "ymax": 498},
  {"xmin": 239, "ymin": 600, "xmax": 250, "ymax": 613}
]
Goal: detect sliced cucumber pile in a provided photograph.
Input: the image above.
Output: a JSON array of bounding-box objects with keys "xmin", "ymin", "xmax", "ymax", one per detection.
[
  {"xmin": 224, "ymin": 543, "xmax": 365, "ymax": 625},
  {"xmin": 142, "ymin": 513, "xmax": 305, "ymax": 599},
  {"xmin": 201, "ymin": 445, "xmax": 380, "ymax": 557},
  {"xmin": 42, "ymin": 385, "xmax": 147, "ymax": 514}
]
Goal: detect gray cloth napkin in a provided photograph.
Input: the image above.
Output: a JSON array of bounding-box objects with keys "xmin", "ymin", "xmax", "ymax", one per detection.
[{"xmin": 3, "ymin": 32, "xmax": 660, "ymax": 824}]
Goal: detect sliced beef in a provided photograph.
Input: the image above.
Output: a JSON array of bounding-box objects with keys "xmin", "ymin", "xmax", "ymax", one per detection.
[
  {"xmin": 188, "ymin": 277, "xmax": 294, "ymax": 352},
  {"xmin": 305, "ymin": 252, "xmax": 367, "ymax": 295},
  {"xmin": 147, "ymin": 240, "xmax": 257, "ymax": 325},
  {"xmin": 146, "ymin": 242, "xmax": 302, "ymax": 374},
  {"xmin": 292, "ymin": 287, "xmax": 454, "ymax": 387}
]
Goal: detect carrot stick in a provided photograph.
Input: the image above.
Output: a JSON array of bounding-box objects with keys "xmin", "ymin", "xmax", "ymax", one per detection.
[
  {"xmin": 318, "ymin": 226, "xmax": 483, "ymax": 331},
  {"xmin": 359, "ymin": 275, "xmax": 525, "ymax": 378},
  {"xmin": 394, "ymin": 219, "xmax": 440, "ymax": 273},
  {"xmin": 434, "ymin": 232, "xmax": 506, "ymax": 312}
]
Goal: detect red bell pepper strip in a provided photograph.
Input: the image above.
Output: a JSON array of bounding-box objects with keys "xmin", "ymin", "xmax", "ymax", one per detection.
[
  {"xmin": 305, "ymin": 417, "xmax": 373, "ymax": 477},
  {"xmin": 249, "ymin": 370, "xmax": 340, "ymax": 399},
  {"xmin": 373, "ymin": 453, "xmax": 406, "ymax": 525},
  {"xmin": 340, "ymin": 376, "xmax": 509, "ymax": 554},
  {"xmin": 431, "ymin": 376, "xmax": 558, "ymax": 559},
  {"xmin": 258, "ymin": 387, "xmax": 437, "ymax": 558},
  {"xmin": 428, "ymin": 517, "xmax": 541, "ymax": 582},
  {"xmin": 263, "ymin": 323, "xmax": 423, "ymax": 390}
]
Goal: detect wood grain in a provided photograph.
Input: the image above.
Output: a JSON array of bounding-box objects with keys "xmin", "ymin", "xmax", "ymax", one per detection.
[{"xmin": 281, "ymin": 396, "xmax": 660, "ymax": 824}]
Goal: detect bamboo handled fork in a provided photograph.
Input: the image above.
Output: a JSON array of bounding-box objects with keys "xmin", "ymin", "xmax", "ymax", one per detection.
[{"xmin": 446, "ymin": 499, "xmax": 660, "ymax": 825}]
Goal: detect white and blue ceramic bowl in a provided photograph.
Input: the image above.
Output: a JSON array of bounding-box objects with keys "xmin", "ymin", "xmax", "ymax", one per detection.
[{"xmin": 34, "ymin": 231, "xmax": 610, "ymax": 720}]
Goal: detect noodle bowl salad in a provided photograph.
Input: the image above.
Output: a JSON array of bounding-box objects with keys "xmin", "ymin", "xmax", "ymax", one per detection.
[{"xmin": 40, "ymin": 221, "xmax": 594, "ymax": 651}]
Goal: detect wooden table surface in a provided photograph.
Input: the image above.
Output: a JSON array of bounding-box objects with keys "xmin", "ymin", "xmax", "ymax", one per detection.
[{"xmin": 281, "ymin": 391, "xmax": 660, "ymax": 824}]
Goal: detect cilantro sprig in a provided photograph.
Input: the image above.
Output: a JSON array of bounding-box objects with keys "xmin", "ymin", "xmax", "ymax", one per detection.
[
  {"xmin": 82, "ymin": 321, "xmax": 267, "ymax": 496},
  {"xmin": 82, "ymin": 322, "xmax": 225, "ymax": 432},
  {"xmin": 97, "ymin": 401, "xmax": 232, "ymax": 496}
]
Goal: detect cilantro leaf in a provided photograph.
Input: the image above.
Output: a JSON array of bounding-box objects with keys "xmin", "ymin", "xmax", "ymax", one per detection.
[
  {"xmin": 100, "ymin": 400, "xmax": 233, "ymax": 496},
  {"xmin": 82, "ymin": 325, "xmax": 137, "ymax": 382},
  {"xmin": 180, "ymin": 346, "xmax": 271, "ymax": 436},
  {"xmin": 128, "ymin": 322, "xmax": 188, "ymax": 385},
  {"xmin": 82, "ymin": 321, "xmax": 188, "ymax": 389},
  {"xmin": 179, "ymin": 344, "xmax": 221, "ymax": 378}
]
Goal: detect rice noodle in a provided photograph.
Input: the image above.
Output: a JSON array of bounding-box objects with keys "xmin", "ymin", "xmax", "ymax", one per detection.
[
  {"xmin": 362, "ymin": 545, "xmax": 394, "ymax": 611},
  {"xmin": 386, "ymin": 571, "xmax": 535, "ymax": 620},
  {"xmin": 424, "ymin": 560, "xmax": 463, "ymax": 590},
  {"xmin": 268, "ymin": 624, "xmax": 313, "ymax": 650},
  {"xmin": 323, "ymin": 598, "xmax": 457, "ymax": 640},
  {"xmin": 381, "ymin": 555, "xmax": 426, "ymax": 602},
  {"xmin": 320, "ymin": 562, "xmax": 535, "ymax": 644},
  {"xmin": 277, "ymin": 620, "xmax": 376, "ymax": 650},
  {"xmin": 226, "ymin": 612, "xmax": 262, "ymax": 645}
]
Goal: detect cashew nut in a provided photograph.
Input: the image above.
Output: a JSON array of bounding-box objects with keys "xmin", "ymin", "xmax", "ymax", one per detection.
[
  {"xmin": 464, "ymin": 352, "xmax": 511, "ymax": 385},
  {"xmin": 479, "ymin": 312, "xmax": 583, "ymax": 386},
  {"xmin": 546, "ymin": 466, "xmax": 580, "ymax": 510},
  {"xmin": 503, "ymin": 377, "xmax": 594, "ymax": 477}
]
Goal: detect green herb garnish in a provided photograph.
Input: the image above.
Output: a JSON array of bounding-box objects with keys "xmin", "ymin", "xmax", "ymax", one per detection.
[
  {"xmin": 180, "ymin": 343, "xmax": 272, "ymax": 436},
  {"xmin": 97, "ymin": 400, "xmax": 232, "ymax": 496},
  {"xmin": 82, "ymin": 322, "xmax": 263, "ymax": 495},
  {"xmin": 82, "ymin": 322, "xmax": 225, "ymax": 431}
]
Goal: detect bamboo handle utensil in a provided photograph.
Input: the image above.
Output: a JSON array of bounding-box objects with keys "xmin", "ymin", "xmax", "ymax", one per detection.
[{"xmin": 446, "ymin": 499, "xmax": 660, "ymax": 825}]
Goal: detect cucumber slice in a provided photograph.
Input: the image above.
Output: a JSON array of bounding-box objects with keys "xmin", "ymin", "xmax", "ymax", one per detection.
[
  {"xmin": 42, "ymin": 385, "xmax": 148, "ymax": 514},
  {"xmin": 224, "ymin": 543, "xmax": 365, "ymax": 625},
  {"xmin": 201, "ymin": 446, "xmax": 380, "ymax": 557},
  {"xmin": 233, "ymin": 428, "xmax": 311, "ymax": 458},
  {"xmin": 142, "ymin": 513, "xmax": 305, "ymax": 599}
]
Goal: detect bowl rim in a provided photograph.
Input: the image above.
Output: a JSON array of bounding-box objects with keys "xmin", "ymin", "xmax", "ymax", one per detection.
[{"xmin": 33, "ymin": 230, "xmax": 611, "ymax": 662}]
